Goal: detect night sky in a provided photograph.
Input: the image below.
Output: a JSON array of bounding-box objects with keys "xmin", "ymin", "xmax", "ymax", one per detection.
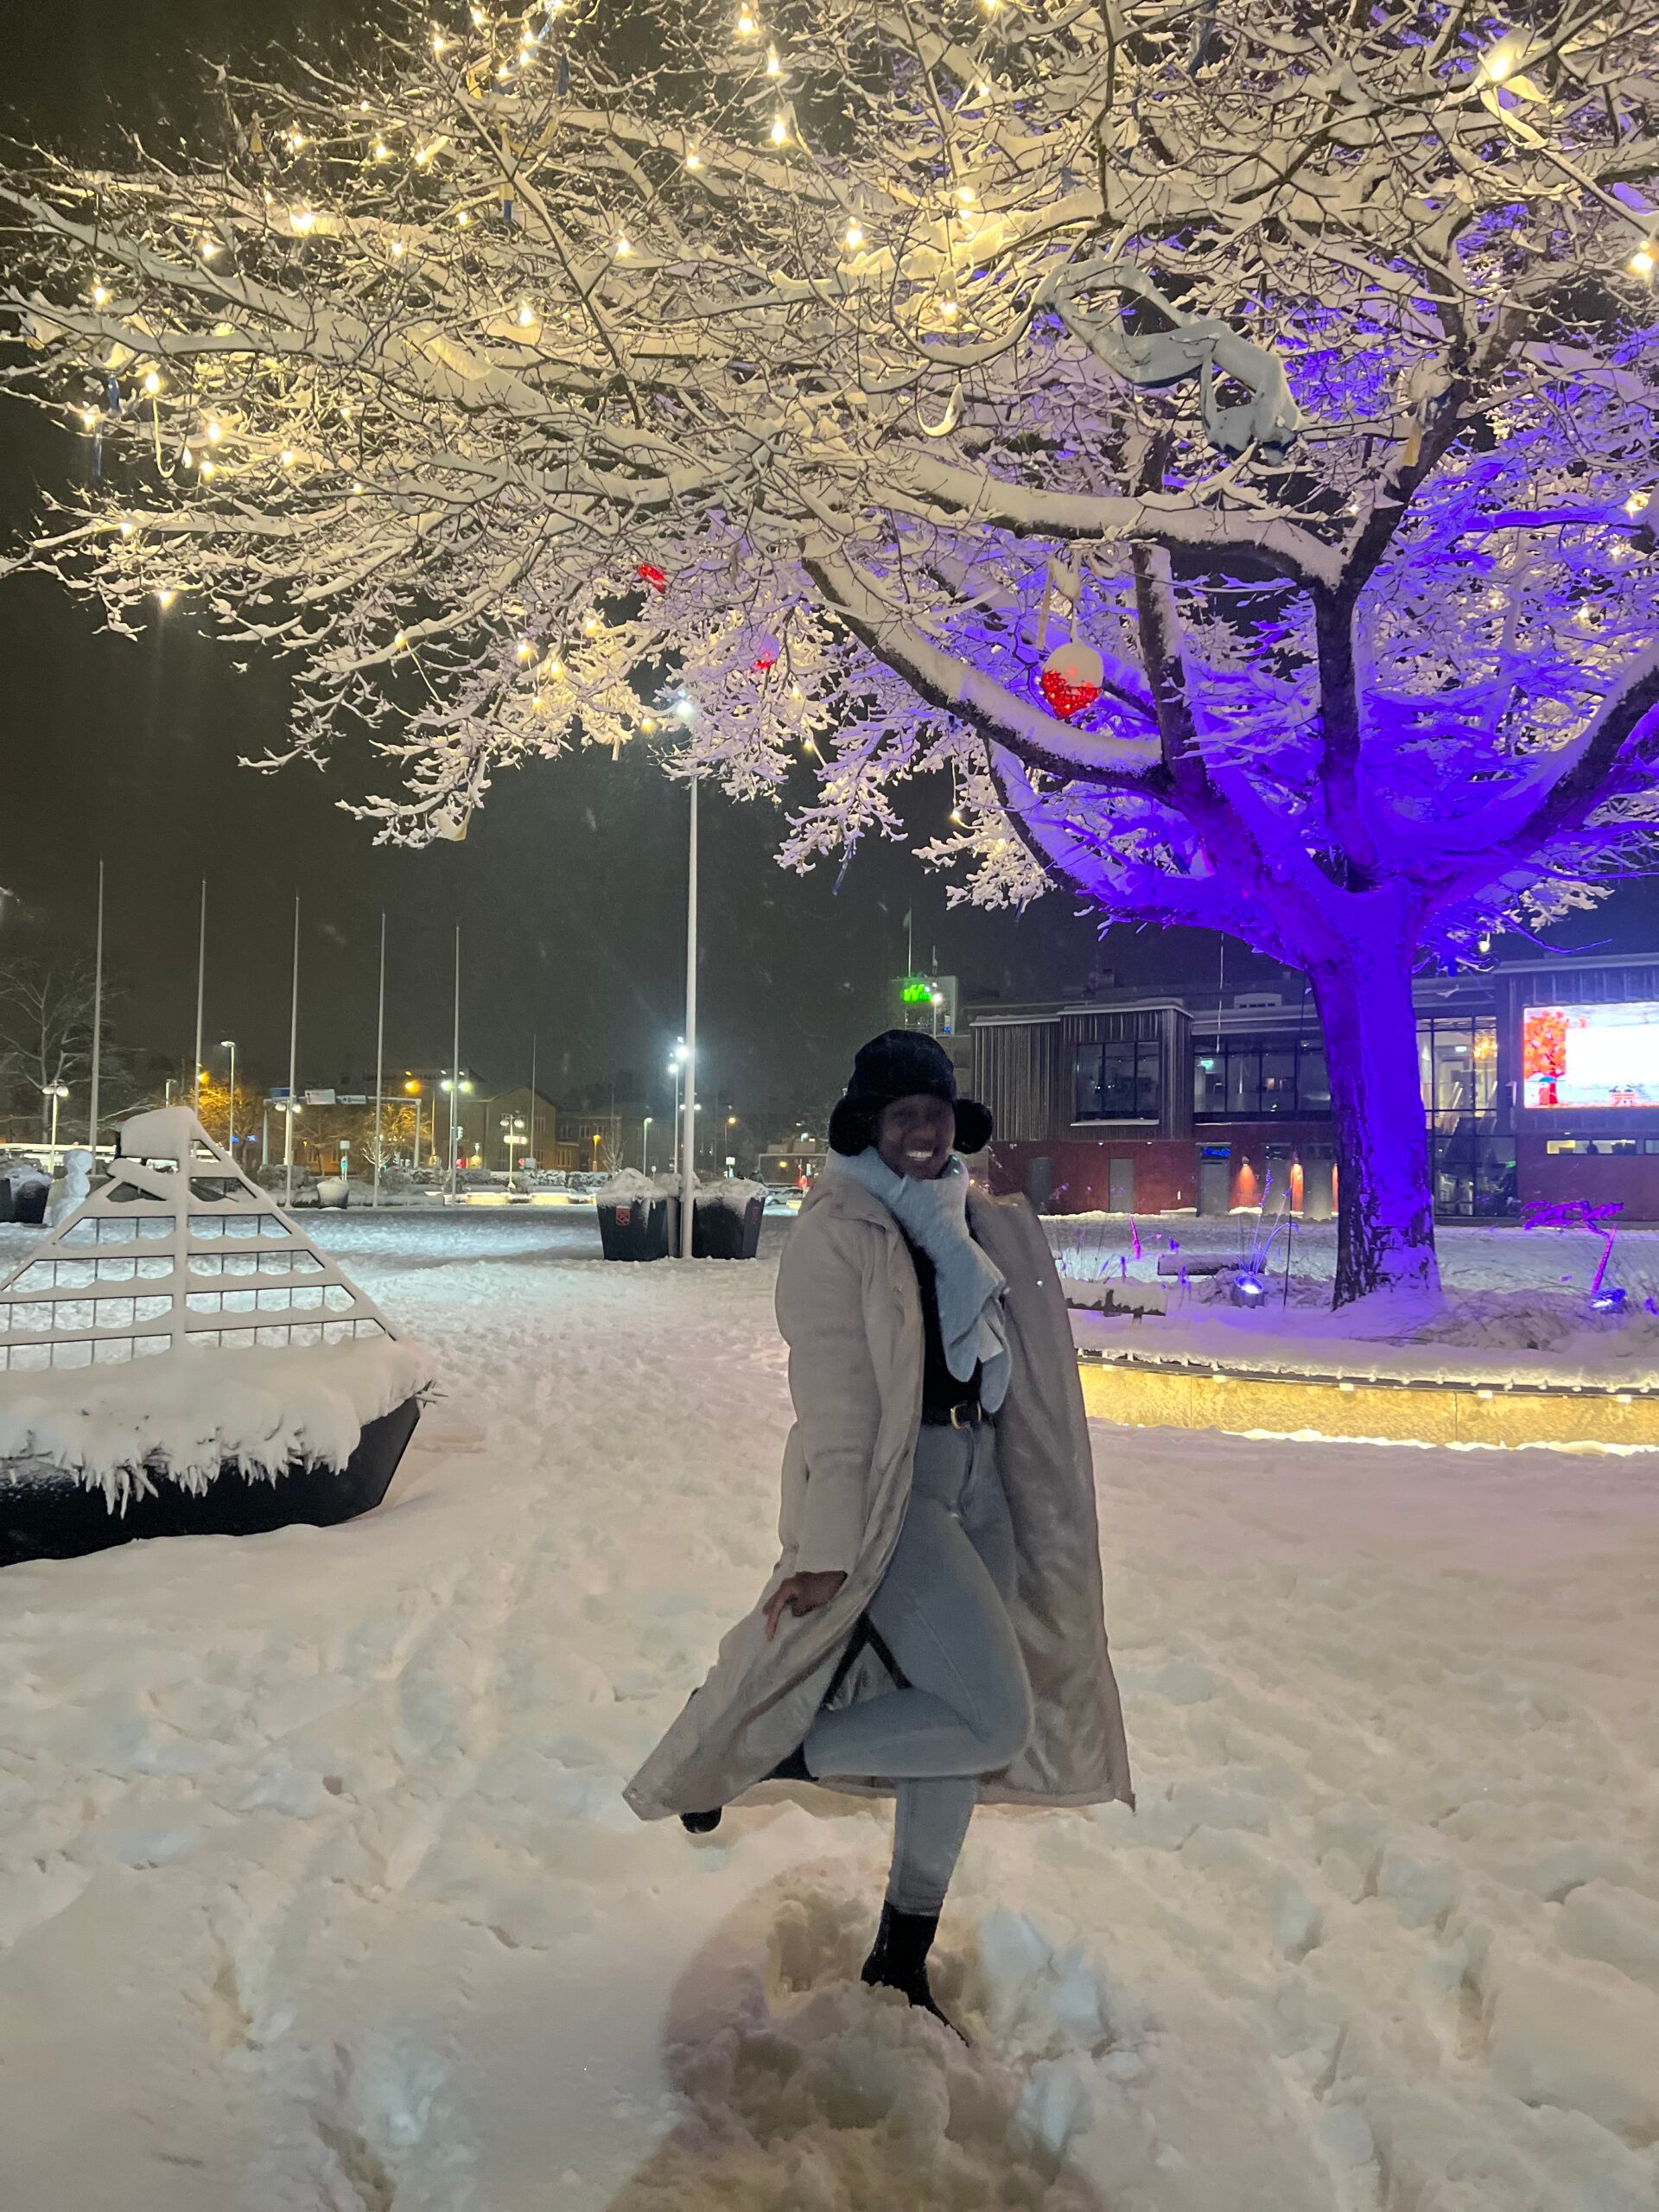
[{"xmin": 3, "ymin": 1, "xmax": 1653, "ymax": 1125}]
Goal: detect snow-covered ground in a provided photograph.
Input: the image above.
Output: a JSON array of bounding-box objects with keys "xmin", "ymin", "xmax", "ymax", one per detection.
[
  {"xmin": 1048, "ymin": 1214, "xmax": 1659, "ymax": 1386},
  {"xmin": 2, "ymin": 1211, "xmax": 1656, "ymax": 2211}
]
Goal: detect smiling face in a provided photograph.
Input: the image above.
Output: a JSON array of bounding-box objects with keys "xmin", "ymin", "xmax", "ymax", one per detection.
[{"xmin": 874, "ymin": 1092, "xmax": 956, "ymax": 1180}]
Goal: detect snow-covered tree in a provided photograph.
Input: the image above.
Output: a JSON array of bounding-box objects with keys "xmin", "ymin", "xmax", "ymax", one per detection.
[{"xmin": 4, "ymin": 0, "xmax": 1659, "ymax": 1300}]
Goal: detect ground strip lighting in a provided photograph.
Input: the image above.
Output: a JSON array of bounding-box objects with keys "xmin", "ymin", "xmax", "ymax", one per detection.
[{"xmin": 1077, "ymin": 1349, "xmax": 1659, "ymax": 1451}]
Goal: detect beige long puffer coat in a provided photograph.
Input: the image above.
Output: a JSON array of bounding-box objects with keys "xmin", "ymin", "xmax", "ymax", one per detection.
[{"xmin": 623, "ymin": 1173, "xmax": 1133, "ymax": 1821}]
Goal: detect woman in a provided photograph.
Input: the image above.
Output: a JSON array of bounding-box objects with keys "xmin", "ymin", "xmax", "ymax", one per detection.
[{"xmin": 625, "ymin": 1031, "xmax": 1132, "ymax": 2035}]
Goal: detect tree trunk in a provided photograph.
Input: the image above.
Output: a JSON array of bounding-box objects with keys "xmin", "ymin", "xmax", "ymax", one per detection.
[{"xmin": 1308, "ymin": 941, "xmax": 1440, "ymax": 1308}]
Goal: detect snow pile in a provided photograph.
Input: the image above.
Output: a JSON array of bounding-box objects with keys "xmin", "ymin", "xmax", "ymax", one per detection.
[
  {"xmin": 696, "ymin": 1177, "xmax": 766, "ymax": 1216},
  {"xmin": 0, "ymin": 1336, "xmax": 435, "ymax": 1505},
  {"xmin": 596, "ymin": 1170, "xmax": 682, "ymax": 1203},
  {"xmin": 0, "ymin": 1211, "xmax": 1656, "ymax": 2209}
]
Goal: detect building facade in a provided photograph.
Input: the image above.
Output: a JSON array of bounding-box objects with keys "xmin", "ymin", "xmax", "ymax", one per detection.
[{"xmin": 970, "ymin": 954, "xmax": 1659, "ymax": 1220}]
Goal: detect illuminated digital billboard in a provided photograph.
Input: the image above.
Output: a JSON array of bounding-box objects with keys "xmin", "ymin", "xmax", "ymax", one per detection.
[{"xmin": 1522, "ymin": 1001, "xmax": 1659, "ymax": 1109}]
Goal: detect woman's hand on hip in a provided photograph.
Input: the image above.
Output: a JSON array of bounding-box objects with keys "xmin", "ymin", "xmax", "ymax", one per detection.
[{"xmin": 763, "ymin": 1571, "xmax": 847, "ymax": 1641}]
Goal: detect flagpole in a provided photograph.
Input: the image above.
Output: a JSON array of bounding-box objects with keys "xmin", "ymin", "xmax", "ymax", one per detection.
[
  {"xmin": 679, "ymin": 776, "xmax": 698, "ymax": 1257},
  {"xmin": 372, "ymin": 910, "xmax": 386, "ymax": 1211},
  {"xmin": 88, "ymin": 858, "xmax": 105, "ymax": 1151},
  {"xmin": 284, "ymin": 894, "xmax": 299, "ymax": 1209},
  {"xmin": 448, "ymin": 925, "xmax": 461, "ymax": 1201}
]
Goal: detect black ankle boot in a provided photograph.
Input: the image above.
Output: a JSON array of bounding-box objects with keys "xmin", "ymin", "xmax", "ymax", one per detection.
[
  {"xmin": 860, "ymin": 1902, "xmax": 966, "ymax": 2040},
  {"xmin": 681, "ymin": 1742, "xmax": 811, "ymax": 1835}
]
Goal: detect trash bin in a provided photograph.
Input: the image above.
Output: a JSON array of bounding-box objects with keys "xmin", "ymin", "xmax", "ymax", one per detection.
[
  {"xmin": 691, "ymin": 1193, "xmax": 764, "ymax": 1259},
  {"xmin": 597, "ymin": 1196, "xmax": 679, "ymax": 1260}
]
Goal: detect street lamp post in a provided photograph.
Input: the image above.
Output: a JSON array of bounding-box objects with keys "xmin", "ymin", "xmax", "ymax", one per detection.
[
  {"xmin": 641, "ymin": 1114, "xmax": 652, "ymax": 1174},
  {"xmin": 405, "ymin": 1080, "xmax": 423, "ymax": 1171},
  {"xmin": 219, "ymin": 1039, "xmax": 237, "ymax": 1156},
  {"xmin": 500, "ymin": 1114, "xmax": 525, "ymax": 1188},
  {"xmin": 669, "ymin": 1039, "xmax": 687, "ymax": 1191},
  {"xmin": 441, "ymin": 1074, "xmax": 473, "ymax": 1190},
  {"xmin": 278, "ymin": 1099, "xmax": 302, "ymax": 1193},
  {"xmin": 44, "ymin": 1082, "xmax": 70, "ymax": 1166}
]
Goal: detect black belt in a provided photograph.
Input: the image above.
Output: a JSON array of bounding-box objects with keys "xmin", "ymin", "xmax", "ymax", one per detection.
[{"xmin": 918, "ymin": 1399, "xmax": 989, "ymax": 1429}]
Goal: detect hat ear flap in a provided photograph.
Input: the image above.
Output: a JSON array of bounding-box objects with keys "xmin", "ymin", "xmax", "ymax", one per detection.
[
  {"xmin": 953, "ymin": 1098, "xmax": 994, "ymax": 1155},
  {"xmin": 828, "ymin": 1096, "xmax": 874, "ymax": 1156}
]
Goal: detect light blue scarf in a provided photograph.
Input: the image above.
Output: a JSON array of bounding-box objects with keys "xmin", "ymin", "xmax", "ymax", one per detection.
[{"xmin": 831, "ymin": 1147, "xmax": 1011, "ymax": 1412}]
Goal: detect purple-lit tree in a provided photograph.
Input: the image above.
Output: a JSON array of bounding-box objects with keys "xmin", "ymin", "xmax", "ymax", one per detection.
[{"xmin": 4, "ymin": 0, "xmax": 1659, "ymax": 1301}]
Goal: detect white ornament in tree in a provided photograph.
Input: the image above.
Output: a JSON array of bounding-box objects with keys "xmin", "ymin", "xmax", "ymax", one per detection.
[{"xmin": 1038, "ymin": 639, "xmax": 1104, "ymax": 721}]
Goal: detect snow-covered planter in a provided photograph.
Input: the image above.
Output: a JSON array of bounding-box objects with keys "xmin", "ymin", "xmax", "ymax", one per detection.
[
  {"xmin": 0, "ymin": 1162, "xmax": 48, "ymax": 1225},
  {"xmin": 0, "ymin": 1109, "xmax": 432, "ymax": 1566},
  {"xmin": 0, "ymin": 1338, "xmax": 435, "ymax": 1565},
  {"xmin": 594, "ymin": 1172, "xmax": 681, "ymax": 1262},
  {"xmin": 690, "ymin": 1178, "xmax": 766, "ymax": 1261}
]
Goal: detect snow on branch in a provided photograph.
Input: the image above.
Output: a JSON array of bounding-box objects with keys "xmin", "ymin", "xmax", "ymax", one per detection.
[{"xmin": 0, "ymin": 0, "xmax": 1656, "ymax": 969}]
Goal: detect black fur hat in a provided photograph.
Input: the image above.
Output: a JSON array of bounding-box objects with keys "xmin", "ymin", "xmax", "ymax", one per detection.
[{"xmin": 826, "ymin": 1028, "xmax": 995, "ymax": 1157}]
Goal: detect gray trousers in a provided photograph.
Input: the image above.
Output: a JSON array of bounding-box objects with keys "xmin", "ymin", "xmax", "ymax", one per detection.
[{"xmin": 801, "ymin": 1422, "xmax": 1033, "ymax": 1915}]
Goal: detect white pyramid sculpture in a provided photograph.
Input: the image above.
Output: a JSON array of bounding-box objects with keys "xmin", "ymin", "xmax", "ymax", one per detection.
[{"xmin": 0, "ymin": 1107, "xmax": 396, "ymax": 1374}]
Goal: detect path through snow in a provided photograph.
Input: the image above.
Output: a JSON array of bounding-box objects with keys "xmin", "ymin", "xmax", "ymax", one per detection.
[{"xmin": 0, "ymin": 1212, "xmax": 1655, "ymax": 2209}]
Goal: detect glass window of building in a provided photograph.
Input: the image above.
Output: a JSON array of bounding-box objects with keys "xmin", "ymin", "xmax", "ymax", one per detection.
[
  {"xmin": 1417, "ymin": 1017, "xmax": 1497, "ymax": 1128},
  {"xmin": 1227, "ymin": 1047, "xmax": 1262, "ymax": 1116},
  {"xmin": 1261, "ymin": 1049, "xmax": 1296, "ymax": 1114},
  {"xmin": 1076, "ymin": 1040, "xmax": 1160, "ymax": 1122},
  {"xmin": 1193, "ymin": 1052, "xmax": 1227, "ymax": 1116},
  {"xmin": 1194, "ymin": 1038, "xmax": 1327, "ymax": 1118}
]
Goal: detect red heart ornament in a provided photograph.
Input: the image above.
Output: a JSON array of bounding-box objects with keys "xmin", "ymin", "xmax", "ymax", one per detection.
[
  {"xmin": 1037, "ymin": 640, "xmax": 1104, "ymax": 721},
  {"xmin": 1039, "ymin": 671, "xmax": 1102, "ymax": 720},
  {"xmin": 636, "ymin": 563, "xmax": 668, "ymax": 594}
]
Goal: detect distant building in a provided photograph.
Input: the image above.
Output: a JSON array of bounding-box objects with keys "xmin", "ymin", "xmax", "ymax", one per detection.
[
  {"xmin": 759, "ymin": 1133, "xmax": 826, "ymax": 1187},
  {"xmin": 889, "ymin": 971, "xmax": 972, "ymax": 1093},
  {"xmin": 969, "ymin": 953, "xmax": 1659, "ymax": 1221},
  {"xmin": 480, "ymin": 1085, "xmax": 567, "ymax": 1172}
]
